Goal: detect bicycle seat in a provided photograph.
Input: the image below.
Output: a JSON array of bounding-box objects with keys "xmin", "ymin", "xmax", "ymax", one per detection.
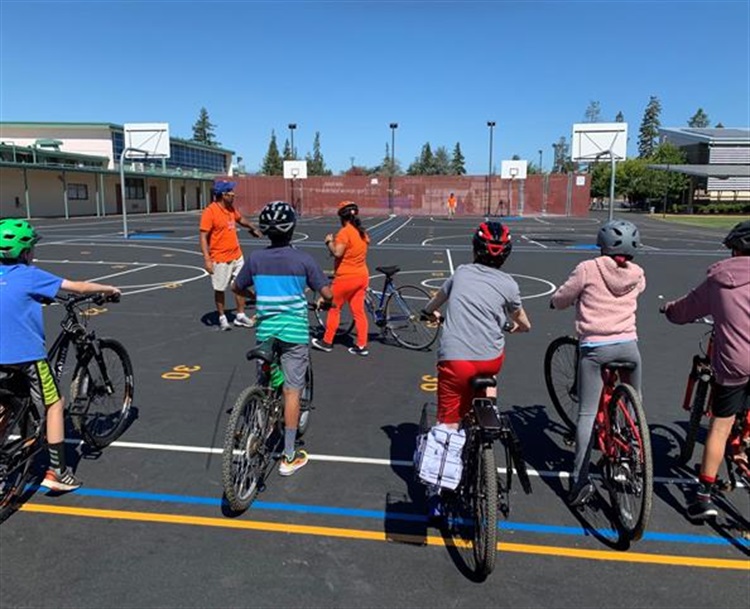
[
  {"xmin": 376, "ymin": 265, "xmax": 400, "ymax": 277},
  {"xmin": 602, "ymin": 361, "xmax": 636, "ymax": 372},
  {"xmin": 471, "ymin": 375, "xmax": 497, "ymax": 391},
  {"xmin": 246, "ymin": 338, "xmax": 279, "ymax": 364}
]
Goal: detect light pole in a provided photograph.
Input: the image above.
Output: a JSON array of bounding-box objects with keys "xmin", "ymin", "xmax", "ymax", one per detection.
[
  {"xmin": 487, "ymin": 121, "xmax": 496, "ymax": 216},
  {"xmin": 538, "ymin": 149, "xmax": 543, "ymax": 173},
  {"xmin": 288, "ymin": 123, "xmax": 297, "ymax": 159},
  {"xmin": 389, "ymin": 122, "xmax": 398, "ymax": 214}
]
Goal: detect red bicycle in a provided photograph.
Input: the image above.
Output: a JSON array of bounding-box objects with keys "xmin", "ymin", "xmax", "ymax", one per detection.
[{"xmin": 545, "ymin": 336, "xmax": 653, "ymax": 541}]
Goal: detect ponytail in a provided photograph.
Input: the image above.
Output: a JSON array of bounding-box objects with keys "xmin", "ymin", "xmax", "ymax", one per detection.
[{"xmin": 349, "ymin": 214, "xmax": 368, "ymax": 241}]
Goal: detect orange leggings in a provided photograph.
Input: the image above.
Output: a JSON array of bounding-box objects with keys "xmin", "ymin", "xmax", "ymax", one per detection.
[{"xmin": 323, "ymin": 275, "xmax": 369, "ymax": 347}]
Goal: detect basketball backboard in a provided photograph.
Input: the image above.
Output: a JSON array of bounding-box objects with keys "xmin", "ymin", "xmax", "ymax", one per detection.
[
  {"xmin": 123, "ymin": 123, "xmax": 171, "ymax": 158},
  {"xmin": 284, "ymin": 160, "xmax": 307, "ymax": 179},
  {"xmin": 501, "ymin": 159, "xmax": 528, "ymax": 180},
  {"xmin": 571, "ymin": 122, "xmax": 627, "ymax": 161}
]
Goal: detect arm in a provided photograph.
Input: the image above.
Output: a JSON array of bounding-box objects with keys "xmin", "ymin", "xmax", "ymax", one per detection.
[
  {"xmin": 60, "ymin": 279, "xmax": 120, "ymax": 296},
  {"xmin": 238, "ymin": 216, "xmax": 263, "ymax": 238},
  {"xmin": 423, "ymin": 290, "xmax": 448, "ymax": 315},
  {"xmin": 508, "ymin": 307, "xmax": 531, "ymax": 333},
  {"xmin": 199, "ymin": 230, "xmax": 213, "ymax": 274},
  {"xmin": 550, "ymin": 263, "xmax": 585, "ymax": 310},
  {"xmin": 325, "ymin": 233, "xmax": 346, "ymax": 258},
  {"xmin": 663, "ymin": 280, "xmax": 711, "ymax": 325}
]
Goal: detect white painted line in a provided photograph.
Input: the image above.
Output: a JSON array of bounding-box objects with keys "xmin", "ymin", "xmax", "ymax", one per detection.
[
  {"xmin": 367, "ymin": 216, "xmax": 396, "ymax": 232},
  {"xmin": 86, "ymin": 264, "xmax": 157, "ymax": 282},
  {"xmin": 534, "ymin": 216, "xmax": 552, "ymax": 225},
  {"xmin": 446, "ymin": 248, "xmax": 454, "ymax": 275},
  {"xmin": 521, "ymin": 234, "xmax": 548, "ymax": 249},
  {"xmin": 377, "ymin": 217, "xmax": 412, "ymax": 245}
]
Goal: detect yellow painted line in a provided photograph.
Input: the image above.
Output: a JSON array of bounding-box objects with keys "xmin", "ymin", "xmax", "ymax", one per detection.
[{"xmin": 19, "ymin": 504, "xmax": 749, "ymax": 571}]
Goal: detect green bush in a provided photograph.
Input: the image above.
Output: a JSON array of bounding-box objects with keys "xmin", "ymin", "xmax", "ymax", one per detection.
[{"xmin": 697, "ymin": 202, "xmax": 750, "ymax": 215}]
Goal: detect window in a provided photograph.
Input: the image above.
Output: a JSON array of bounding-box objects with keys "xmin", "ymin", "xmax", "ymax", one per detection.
[
  {"xmin": 125, "ymin": 177, "xmax": 145, "ymax": 199},
  {"xmin": 67, "ymin": 183, "xmax": 88, "ymax": 200}
]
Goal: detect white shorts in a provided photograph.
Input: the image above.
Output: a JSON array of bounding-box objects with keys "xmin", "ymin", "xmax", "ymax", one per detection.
[{"xmin": 211, "ymin": 257, "xmax": 244, "ymax": 291}]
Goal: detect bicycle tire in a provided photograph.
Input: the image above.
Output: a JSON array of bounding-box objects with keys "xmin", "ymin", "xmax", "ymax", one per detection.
[
  {"xmin": 222, "ymin": 386, "xmax": 270, "ymax": 512},
  {"xmin": 0, "ymin": 401, "xmax": 42, "ymax": 524},
  {"xmin": 385, "ymin": 285, "xmax": 439, "ymax": 350},
  {"xmin": 313, "ymin": 301, "xmax": 354, "ymax": 338},
  {"xmin": 544, "ymin": 336, "xmax": 580, "ymax": 433},
  {"xmin": 473, "ymin": 445, "xmax": 498, "ymax": 579},
  {"xmin": 298, "ymin": 364, "xmax": 313, "ymax": 438},
  {"xmin": 606, "ymin": 383, "xmax": 653, "ymax": 542},
  {"xmin": 70, "ymin": 338, "xmax": 134, "ymax": 449},
  {"xmin": 680, "ymin": 380, "xmax": 708, "ymax": 465}
]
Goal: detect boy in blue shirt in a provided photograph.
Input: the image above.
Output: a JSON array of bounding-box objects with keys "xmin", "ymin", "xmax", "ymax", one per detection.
[{"xmin": 0, "ymin": 219, "xmax": 120, "ymax": 491}]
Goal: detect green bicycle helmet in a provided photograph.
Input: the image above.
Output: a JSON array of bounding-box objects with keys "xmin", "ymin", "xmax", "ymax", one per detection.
[{"xmin": 0, "ymin": 218, "xmax": 39, "ymax": 260}]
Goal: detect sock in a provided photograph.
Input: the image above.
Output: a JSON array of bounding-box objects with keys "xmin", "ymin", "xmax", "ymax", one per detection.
[
  {"xmin": 283, "ymin": 428, "xmax": 297, "ymax": 460},
  {"xmin": 697, "ymin": 474, "xmax": 715, "ymax": 497},
  {"xmin": 48, "ymin": 442, "xmax": 66, "ymax": 473}
]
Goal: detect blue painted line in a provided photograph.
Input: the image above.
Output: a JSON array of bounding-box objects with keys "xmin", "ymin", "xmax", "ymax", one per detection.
[
  {"xmin": 566, "ymin": 244, "xmax": 599, "ymax": 250},
  {"xmin": 127, "ymin": 234, "xmax": 167, "ymax": 240},
  {"xmin": 30, "ymin": 485, "xmax": 750, "ymax": 548},
  {"xmin": 488, "ymin": 216, "xmax": 524, "ymax": 222}
]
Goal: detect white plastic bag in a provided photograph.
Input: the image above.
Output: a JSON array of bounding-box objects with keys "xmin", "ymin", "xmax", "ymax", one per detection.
[{"xmin": 414, "ymin": 424, "xmax": 466, "ymax": 490}]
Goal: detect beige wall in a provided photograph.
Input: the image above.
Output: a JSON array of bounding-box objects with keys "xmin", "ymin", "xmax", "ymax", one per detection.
[{"xmin": 0, "ymin": 126, "xmax": 115, "ymax": 167}]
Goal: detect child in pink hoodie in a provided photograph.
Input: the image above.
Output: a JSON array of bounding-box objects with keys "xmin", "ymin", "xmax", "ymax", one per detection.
[
  {"xmin": 663, "ymin": 220, "xmax": 750, "ymax": 522},
  {"xmin": 551, "ymin": 220, "xmax": 646, "ymax": 506}
]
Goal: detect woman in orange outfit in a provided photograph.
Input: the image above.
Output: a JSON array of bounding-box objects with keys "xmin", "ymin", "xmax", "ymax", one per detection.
[{"xmin": 311, "ymin": 201, "xmax": 370, "ymax": 356}]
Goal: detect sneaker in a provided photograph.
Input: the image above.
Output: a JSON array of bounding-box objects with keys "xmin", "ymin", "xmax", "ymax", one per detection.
[
  {"xmin": 686, "ymin": 494, "xmax": 718, "ymax": 522},
  {"xmin": 40, "ymin": 468, "xmax": 82, "ymax": 492},
  {"xmin": 233, "ymin": 313, "xmax": 255, "ymax": 328},
  {"xmin": 348, "ymin": 345, "xmax": 369, "ymax": 357},
  {"xmin": 278, "ymin": 449, "xmax": 309, "ymax": 476},
  {"xmin": 567, "ymin": 479, "xmax": 595, "ymax": 507},
  {"xmin": 311, "ymin": 338, "xmax": 333, "ymax": 352},
  {"xmin": 218, "ymin": 315, "xmax": 232, "ymax": 331}
]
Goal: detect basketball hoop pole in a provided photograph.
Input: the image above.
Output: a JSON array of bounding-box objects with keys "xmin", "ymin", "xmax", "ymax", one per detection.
[
  {"xmin": 120, "ymin": 147, "xmax": 149, "ymax": 239},
  {"xmin": 593, "ymin": 150, "xmax": 617, "ymax": 222}
]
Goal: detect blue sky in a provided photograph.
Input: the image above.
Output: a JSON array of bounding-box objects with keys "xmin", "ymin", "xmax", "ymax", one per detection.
[{"xmin": 1, "ymin": 0, "xmax": 748, "ymax": 174}]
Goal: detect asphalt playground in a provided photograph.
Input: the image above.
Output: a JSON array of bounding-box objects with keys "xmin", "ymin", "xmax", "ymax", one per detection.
[{"xmin": 1, "ymin": 210, "xmax": 748, "ymax": 608}]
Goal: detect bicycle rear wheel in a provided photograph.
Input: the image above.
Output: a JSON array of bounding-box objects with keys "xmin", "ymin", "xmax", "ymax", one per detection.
[
  {"xmin": 544, "ymin": 336, "xmax": 579, "ymax": 433},
  {"xmin": 0, "ymin": 401, "xmax": 42, "ymax": 523},
  {"xmin": 680, "ymin": 380, "xmax": 708, "ymax": 465},
  {"xmin": 606, "ymin": 383, "xmax": 653, "ymax": 542},
  {"xmin": 70, "ymin": 338, "xmax": 134, "ymax": 449},
  {"xmin": 385, "ymin": 285, "xmax": 439, "ymax": 350},
  {"xmin": 472, "ymin": 445, "xmax": 498, "ymax": 579},
  {"xmin": 222, "ymin": 386, "xmax": 271, "ymax": 512}
]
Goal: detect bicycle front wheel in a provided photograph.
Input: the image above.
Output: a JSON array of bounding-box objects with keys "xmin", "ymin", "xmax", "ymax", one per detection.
[
  {"xmin": 544, "ymin": 336, "xmax": 579, "ymax": 433},
  {"xmin": 385, "ymin": 285, "xmax": 439, "ymax": 350},
  {"xmin": 606, "ymin": 383, "xmax": 653, "ymax": 542},
  {"xmin": 472, "ymin": 445, "xmax": 498, "ymax": 579},
  {"xmin": 680, "ymin": 380, "xmax": 708, "ymax": 465},
  {"xmin": 70, "ymin": 338, "xmax": 134, "ymax": 449},
  {"xmin": 313, "ymin": 300, "xmax": 354, "ymax": 338},
  {"xmin": 222, "ymin": 386, "xmax": 270, "ymax": 512}
]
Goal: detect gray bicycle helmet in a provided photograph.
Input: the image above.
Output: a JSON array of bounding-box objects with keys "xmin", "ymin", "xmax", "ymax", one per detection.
[
  {"xmin": 596, "ymin": 220, "xmax": 640, "ymax": 257},
  {"xmin": 723, "ymin": 220, "xmax": 750, "ymax": 253},
  {"xmin": 258, "ymin": 201, "xmax": 296, "ymax": 237}
]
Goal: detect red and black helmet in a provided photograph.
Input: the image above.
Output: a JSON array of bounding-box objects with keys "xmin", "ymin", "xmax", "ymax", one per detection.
[{"xmin": 473, "ymin": 221, "xmax": 512, "ymax": 267}]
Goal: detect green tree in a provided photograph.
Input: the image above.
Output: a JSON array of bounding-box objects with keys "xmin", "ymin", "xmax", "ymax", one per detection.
[
  {"xmin": 282, "ymin": 139, "xmax": 293, "ymax": 161},
  {"xmin": 584, "ymin": 100, "xmax": 601, "ymax": 123},
  {"xmin": 688, "ymin": 108, "xmax": 710, "ymax": 128},
  {"xmin": 191, "ymin": 107, "xmax": 219, "ymax": 147},
  {"xmin": 433, "ymin": 146, "xmax": 451, "ymax": 175},
  {"xmin": 551, "ymin": 136, "xmax": 575, "ymax": 173},
  {"xmin": 615, "ymin": 111, "xmax": 625, "ymax": 123},
  {"xmin": 511, "ymin": 154, "xmax": 521, "ymax": 160},
  {"xmin": 380, "ymin": 142, "xmax": 401, "ymax": 176},
  {"xmin": 408, "ymin": 142, "xmax": 436, "ymax": 175},
  {"xmin": 715, "ymin": 122, "xmax": 725, "ymax": 128},
  {"xmin": 638, "ymin": 95, "xmax": 662, "ymax": 158},
  {"xmin": 450, "ymin": 142, "xmax": 466, "ymax": 175},
  {"xmin": 305, "ymin": 132, "xmax": 331, "ymax": 176},
  {"xmin": 260, "ymin": 130, "xmax": 283, "ymax": 175}
]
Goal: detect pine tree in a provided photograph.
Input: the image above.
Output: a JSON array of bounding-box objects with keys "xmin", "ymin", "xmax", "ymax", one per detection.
[
  {"xmin": 688, "ymin": 108, "xmax": 710, "ymax": 128},
  {"xmin": 433, "ymin": 146, "xmax": 451, "ymax": 175},
  {"xmin": 615, "ymin": 111, "xmax": 625, "ymax": 123},
  {"xmin": 381, "ymin": 143, "xmax": 401, "ymax": 176},
  {"xmin": 638, "ymin": 96, "xmax": 662, "ymax": 158},
  {"xmin": 282, "ymin": 139, "xmax": 293, "ymax": 161},
  {"xmin": 191, "ymin": 107, "xmax": 219, "ymax": 147},
  {"xmin": 450, "ymin": 142, "xmax": 466, "ymax": 175},
  {"xmin": 584, "ymin": 100, "xmax": 601, "ymax": 123},
  {"xmin": 715, "ymin": 122, "xmax": 725, "ymax": 128},
  {"xmin": 552, "ymin": 136, "xmax": 571, "ymax": 173},
  {"xmin": 305, "ymin": 132, "xmax": 330, "ymax": 176},
  {"xmin": 261, "ymin": 130, "xmax": 283, "ymax": 175}
]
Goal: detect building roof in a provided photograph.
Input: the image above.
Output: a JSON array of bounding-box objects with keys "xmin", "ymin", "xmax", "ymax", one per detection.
[
  {"xmin": 647, "ymin": 164, "xmax": 750, "ymax": 178},
  {"xmin": 660, "ymin": 127, "xmax": 750, "ymax": 145}
]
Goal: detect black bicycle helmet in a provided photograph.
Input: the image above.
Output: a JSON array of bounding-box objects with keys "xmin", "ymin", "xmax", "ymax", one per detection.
[
  {"xmin": 596, "ymin": 220, "xmax": 640, "ymax": 257},
  {"xmin": 472, "ymin": 221, "xmax": 512, "ymax": 267},
  {"xmin": 258, "ymin": 201, "xmax": 296, "ymax": 238},
  {"xmin": 723, "ymin": 220, "xmax": 750, "ymax": 253}
]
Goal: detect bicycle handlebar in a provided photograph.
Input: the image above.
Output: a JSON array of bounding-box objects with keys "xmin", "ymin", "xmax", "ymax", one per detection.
[{"xmin": 57, "ymin": 292, "xmax": 121, "ymax": 308}]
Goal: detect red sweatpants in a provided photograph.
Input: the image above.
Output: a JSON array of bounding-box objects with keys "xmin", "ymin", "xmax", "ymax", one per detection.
[
  {"xmin": 323, "ymin": 274, "xmax": 369, "ymax": 347},
  {"xmin": 437, "ymin": 353, "xmax": 505, "ymax": 425}
]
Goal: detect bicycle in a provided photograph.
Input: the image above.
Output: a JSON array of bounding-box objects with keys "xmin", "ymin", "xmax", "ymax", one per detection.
[
  {"xmin": 221, "ymin": 308, "xmax": 317, "ymax": 513},
  {"xmin": 416, "ymin": 374, "xmax": 532, "ymax": 579},
  {"xmin": 311, "ymin": 265, "xmax": 440, "ymax": 350},
  {"xmin": 676, "ymin": 317, "xmax": 750, "ymax": 490},
  {"xmin": 544, "ymin": 336, "xmax": 653, "ymax": 541},
  {"xmin": 0, "ymin": 292, "xmax": 133, "ymax": 521}
]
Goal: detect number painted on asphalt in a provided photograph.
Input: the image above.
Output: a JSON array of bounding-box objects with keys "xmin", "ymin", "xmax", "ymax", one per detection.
[
  {"xmin": 82, "ymin": 307, "xmax": 107, "ymax": 317},
  {"xmin": 420, "ymin": 374, "xmax": 437, "ymax": 392},
  {"xmin": 162, "ymin": 365, "xmax": 201, "ymax": 380},
  {"xmin": 164, "ymin": 282, "xmax": 183, "ymax": 289}
]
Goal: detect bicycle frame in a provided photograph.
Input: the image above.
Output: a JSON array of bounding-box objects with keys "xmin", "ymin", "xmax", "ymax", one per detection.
[
  {"xmin": 364, "ymin": 275, "xmax": 398, "ymax": 325},
  {"xmin": 682, "ymin": 332, "xmax": 714, "ymax": 414}
]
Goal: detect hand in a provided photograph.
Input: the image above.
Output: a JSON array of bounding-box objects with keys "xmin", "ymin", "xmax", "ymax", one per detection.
[
  {"xmin": 324, "ymin": 233, "xmax": 334, "ymax": 245},
  {"xmin": 506, "ymin": 321, "xmax": 519, "ymax": 333},
  {"xmin": 204, "ymin": 259, "xmax": 214, "ymax": 274},
  {"xmin": 317, "ymin": 297, "xmax": 333, "ymax": 311},
  {"xmin": 249, "ymin": 226, "xmax": 263, "ymax": 238}
]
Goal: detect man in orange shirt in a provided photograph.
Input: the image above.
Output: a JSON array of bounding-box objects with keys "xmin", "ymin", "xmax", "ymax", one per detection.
[
  {"xmin": 199, "ymin": 180, "xmax": 262, "ymax": 331},
  {"xmin": 447, "ymin": 192, "xmax": 457, "ymax": 220}
]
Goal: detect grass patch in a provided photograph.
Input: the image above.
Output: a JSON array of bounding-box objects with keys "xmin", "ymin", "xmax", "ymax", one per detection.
[{"xmin": 656, "ymin": 215, "xmax": 749, "ymax": 230}]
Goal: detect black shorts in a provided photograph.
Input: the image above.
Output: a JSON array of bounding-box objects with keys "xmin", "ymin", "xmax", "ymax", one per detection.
[
  {"xmin": 712, "ymin": 380, "xmax": 750, "ymax": 418},
  {"xmin": 0, "ymin": 360, "xmax": 61, "ymax": 410}
]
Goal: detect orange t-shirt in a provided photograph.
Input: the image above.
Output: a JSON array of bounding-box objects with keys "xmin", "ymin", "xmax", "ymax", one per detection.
[
  {"xmin": 447, "ymin": 195, "xmax": 457, "ymax": 209},
  {"xmin": 334, "ymin": 223, "xmax": 369, "ymax": 278},
  {"xmin": 199, "ymin": 202, "xmax": 242, "ymax": 262}
]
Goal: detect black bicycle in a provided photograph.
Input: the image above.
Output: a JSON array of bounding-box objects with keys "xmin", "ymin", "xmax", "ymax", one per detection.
[
  {"xmin": 0, "ymin": 292, "xmax": 133, "ymax": 522},
  {"xmin": 222, "ymin": 313, "xmax": 317, "ymax": 513}
]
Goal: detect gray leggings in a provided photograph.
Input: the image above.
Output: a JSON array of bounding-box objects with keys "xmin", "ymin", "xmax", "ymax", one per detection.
[{"xmin": 572, "ymin": 340, "xmax": 642, "ymax": 486}]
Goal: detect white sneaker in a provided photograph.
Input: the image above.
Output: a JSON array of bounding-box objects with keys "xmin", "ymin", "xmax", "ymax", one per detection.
[
  {"xmin": 219, "ymin": 315, "xmax": 232, "ymax": 331},
  {"xmin": 234, "ymin": 314, "xmax": 255, "ymax": 328}
]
